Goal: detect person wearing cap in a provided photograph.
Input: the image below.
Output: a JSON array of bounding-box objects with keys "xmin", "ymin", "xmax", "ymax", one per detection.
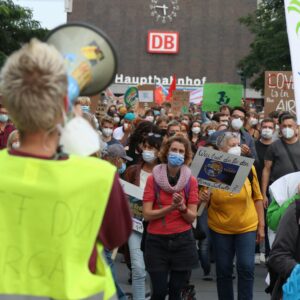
[
  {"xmin": 103, "ymin": 143, "xmax": 133, "ymax": 175},
  {"xmin": 0, "ymin": 38, "xmax": 132, "ymax": 300},
  {"xmin": 113, "ymin": 112, "xmax": 136, "ymax": 146}
]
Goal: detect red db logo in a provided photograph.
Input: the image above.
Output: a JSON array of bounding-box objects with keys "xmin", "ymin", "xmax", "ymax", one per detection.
[{"xmin": 147, "ymin": 31, "xmax": 179, "ymax": 54}]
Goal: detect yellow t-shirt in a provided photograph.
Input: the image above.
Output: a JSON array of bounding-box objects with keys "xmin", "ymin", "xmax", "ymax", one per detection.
[{"xmin": 208, "ymin": 166, "xmax": 263, "ymax": 234}]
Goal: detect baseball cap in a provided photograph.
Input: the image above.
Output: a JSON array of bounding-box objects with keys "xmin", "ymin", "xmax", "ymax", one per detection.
[
  {"xmin": 106, "ymin": 144, "xmax": 133, "ymax": 161},
  {"xmin": 124, "ymin": 112, "xmax": 136, "ymax": 121}
]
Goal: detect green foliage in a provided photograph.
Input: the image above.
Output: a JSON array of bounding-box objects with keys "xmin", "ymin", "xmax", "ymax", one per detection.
[
  {"xmin": 0, "ymin": 0, "xmax": 48, "ymax": 68},
  {"xmin": 238, "ymin": 0, "xmax": 291, "ymax": 91}
]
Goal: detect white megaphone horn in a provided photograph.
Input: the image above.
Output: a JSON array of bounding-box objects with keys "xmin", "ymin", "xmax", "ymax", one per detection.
[{"xmin": 46, "ymin": 22, "xmax": 118, "ymax": 108}]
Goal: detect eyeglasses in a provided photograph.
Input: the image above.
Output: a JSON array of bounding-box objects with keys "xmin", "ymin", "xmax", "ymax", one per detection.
[{"xmin": 148, "ymin": 132, "xmax": 161, "ymax": 138}]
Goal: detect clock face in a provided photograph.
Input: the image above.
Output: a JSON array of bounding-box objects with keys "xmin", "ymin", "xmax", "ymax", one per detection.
[{"xmin": 150, "ymin": 0, "xmax": 180, "ymax": 23}]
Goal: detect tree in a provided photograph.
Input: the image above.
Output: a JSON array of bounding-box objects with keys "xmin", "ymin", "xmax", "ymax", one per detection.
[
  {"xmin": 238, "ymin": 0, "xmax": 291, "ymax": 92},
  {"xmin": 0, "ymin": 0, "xmax": 48, "ymax": 68}
]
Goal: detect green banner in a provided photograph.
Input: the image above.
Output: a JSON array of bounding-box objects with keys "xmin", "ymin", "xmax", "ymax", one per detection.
[{"xmin": 202, "ymin": 83, "xmax": 243, "ymax": 111}]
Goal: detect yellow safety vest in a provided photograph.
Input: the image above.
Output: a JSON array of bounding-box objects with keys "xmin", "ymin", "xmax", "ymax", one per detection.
[{"xmin": 0, "ymin": 150, "xmax": 116, "ymax": 300}]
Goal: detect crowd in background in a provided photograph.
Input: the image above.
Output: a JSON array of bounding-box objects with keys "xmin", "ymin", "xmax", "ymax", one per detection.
[{"xmin": 1, "ymin": 89, "xmax": 300, "ymax": 300}]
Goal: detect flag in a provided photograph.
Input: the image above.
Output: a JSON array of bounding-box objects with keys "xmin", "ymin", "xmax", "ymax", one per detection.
[
  {"xmin": 189, "ymin": 88, "xmax": 203, "ymax": 105},
  {"xmin": 166, "ymin": 74, "xmax": 176, "ymax": 101},
  {"xmin": 202, "ymin": 83, "xmax": 243, "ymax": 111},
  {"xmin": 284, "ymin": 0, "xmax": 300, "ymax": 124},
  {"xmin": 154, "ymin": 86, "xmax": 164, "ymax": 105}
]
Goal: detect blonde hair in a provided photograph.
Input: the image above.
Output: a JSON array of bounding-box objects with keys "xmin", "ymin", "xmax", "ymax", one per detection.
[
  {"xmin": 76, "ymin": 96, "xmax": 91, "ymax": 106},
  {"xmin": 0, "ymin": 39, "xmax": 67, "ymax": 133}
]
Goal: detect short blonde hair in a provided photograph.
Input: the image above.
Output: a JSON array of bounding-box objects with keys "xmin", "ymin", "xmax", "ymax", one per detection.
[
  {"xmin": 0, "ymin": 39, "xmax": 67, "ymax": 133},
  {"xmin": 76, "ymin": 96, "xmax": 91, "ymax": 106}
]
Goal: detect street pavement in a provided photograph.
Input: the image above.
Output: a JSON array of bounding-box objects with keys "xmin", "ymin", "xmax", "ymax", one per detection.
[{"xmin": 115, "ymin": 254, "xmax": 270, "ymax": 299}]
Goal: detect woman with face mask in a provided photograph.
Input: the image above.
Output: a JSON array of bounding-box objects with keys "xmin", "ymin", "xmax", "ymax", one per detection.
[
  {"xmin": 188, "ymin": 121, "xmax": 202, "ymax": 154},
  {"xmin": 0, "ymin": 104, "xmax": 15, "ymax": 150},
  {"xmin": 245, "ymin": 112, "xmax": 260, "ymax": 140},
  {"xmin": 143, "ymin": 135, "xmax": 199, "ymax": 300},
  {"xmin": 124, "ymin": 134, "xmax": 162, "ymax": 300},
  {"xmin": 200, "ymin": 132, "xmax": 265, "ymax": 300}
]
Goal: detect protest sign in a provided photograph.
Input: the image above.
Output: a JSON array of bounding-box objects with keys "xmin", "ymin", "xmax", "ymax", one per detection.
[
  {"xmin": 124, "ymin": 87, "xmax": 139, "ymax": 108},
  {"xmin": 264, "ymin": 71, "xmax": 295, "ymax": 117},
  {"xmin": 202, "ymin": 83, "xmax": 243, "ymax": 111},
  {"xmin": 190, "ymin": 148, "xmax": 254, "ymax": 193},
  {"xmin": 138, "ymin": 84, "xmax": 155, "ymax": 103},
  {"xmin": 172, "ymin": 90, "xmax": 190, "ymax": 115},
  {"xmin": 119, "ymin": 179, "xmax": 144, "ymax": 233},
  {"xmin": 284, "ymin": 0, "xmax": 300, "ymax": 124}
]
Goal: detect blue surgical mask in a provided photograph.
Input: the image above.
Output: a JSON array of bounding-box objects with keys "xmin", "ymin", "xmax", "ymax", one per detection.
[
  {"xmin": 168, "ymin": 152, "xmax": 184, "ymax": 167},
  {"xmin": 142, "ymin": 150, "xmax": 156, "ymax": 163},
  {"xmin": 81, "ymin": 105, "xmax": 90, "ymax": 113},
  {"xmin": 118, "ymin": 162, "xmax": 127, "ymax": 174},
  {"xmin": 0, "ymin": 114, "xmax": 8, "ymax": 123}
]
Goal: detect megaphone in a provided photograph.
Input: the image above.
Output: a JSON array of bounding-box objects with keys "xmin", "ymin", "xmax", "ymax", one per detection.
[{"xmin": 46, "ymin": 22, "xmax": 117, "ymax": 107}]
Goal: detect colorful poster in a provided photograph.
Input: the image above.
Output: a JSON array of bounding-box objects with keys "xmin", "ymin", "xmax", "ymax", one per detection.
[
  {"xmin": 284, "ymin": 0, "xmax": 300, "ymax": 124},
  {"xmin": 264, "ymin": 71, "xmax": 295, "ymax": 116},
  {"xmin": 190, "ymin": 148, "xmax": 254, "ymax": 193},
  {"xmin": 202, "ymin": 83, "xmax": 243, "ymax": 111}
]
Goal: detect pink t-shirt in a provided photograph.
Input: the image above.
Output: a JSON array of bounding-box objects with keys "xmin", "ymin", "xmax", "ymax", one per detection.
[{"xmin": 143, "ymin": 175, "xmax": 199, "ymax": 235}]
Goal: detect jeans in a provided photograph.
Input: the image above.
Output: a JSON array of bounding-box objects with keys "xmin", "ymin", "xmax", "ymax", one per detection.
[
  {"xmin": 128, "ymin": 231, "xmax": 146, "ymax": 300},
  {"xmin": 104, "ymin": 249, "xmax": 127, "ymax": 300},
  {"xmin": 197, "ymin": 209, "xmax": 211, "ymax": 275},
  {"xmin": 210, "ymin": 230, "xmax": 256, "ymax": 300}
]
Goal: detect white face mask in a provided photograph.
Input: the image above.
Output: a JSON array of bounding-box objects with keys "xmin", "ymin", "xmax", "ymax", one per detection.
[
  {"xmin": 192, "ymin": 127, "xmax": 201, "ymax": 134},
  {"xmin": 114, "ymin": 117, "xmax": 120, "ymax": 123},
  {"xmin": 249, "ymin": 118, "xmax": 258, "ymax": 126},
  {"xmin": 102, "ymin": 128, "xmax": 113, "ymax": 137},
  {"xmin": 261, "ymin": 128, "xmax": 273, "ymax": 140},
  {"xmin": 12, "ymin": 142, "xmax": 20, "ymax": 149},
  {"xmin": 228, "ymin": 146, "xmax": 241, "ymax": 156},
  {"xmin": 282, "ymin": 127, "xmax": 295, "ymax": 140},
  {"xmin": 231, "ymin": 118, "xmax": 243, "ymax": 130},
  {"xmin": 145, "ymin": 116, "xmax": 154, "ymax": 122},
  {"xmin": 58, "ymin": 116, "xmax": 100, "ymax": 156}
]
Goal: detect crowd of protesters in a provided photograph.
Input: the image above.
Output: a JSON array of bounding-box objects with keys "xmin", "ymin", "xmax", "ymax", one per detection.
[{"xmin": 0, "ymin": 39, "xmax": 299, "ymax": 300}]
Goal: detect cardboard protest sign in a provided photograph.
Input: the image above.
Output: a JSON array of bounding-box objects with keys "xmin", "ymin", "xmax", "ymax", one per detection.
[
  {"xmin": 202, "ymin": 83, "xmax": 243, "ymax": 111},
  {"xmin": 190, "ymin": 148, "xmax": 254, "ymax": 193},
  {"xmin": 264, "ymin": 71, "xmax": 295, "ymax": 117},
  {"xmin": 172, "ymin": 90, "xmax": 190, "ymax": 116},
  {"xmin": 119, "ymin": 179, "xmax": 144, "ymax": 233}
]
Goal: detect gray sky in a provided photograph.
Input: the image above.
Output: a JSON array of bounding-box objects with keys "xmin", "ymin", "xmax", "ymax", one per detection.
[{"xmin": 13, "ymin": 0, "xmax": 66, "ymax": 29}]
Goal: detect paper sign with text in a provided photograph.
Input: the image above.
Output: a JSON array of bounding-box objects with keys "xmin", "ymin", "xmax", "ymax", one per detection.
[
  {"xmin": 190, "ymin": 148, "xmax": 254, "ymax": 193},
  {"xmin": 119, "ymin": 179, "xmax": 145, "ymax": 233}
]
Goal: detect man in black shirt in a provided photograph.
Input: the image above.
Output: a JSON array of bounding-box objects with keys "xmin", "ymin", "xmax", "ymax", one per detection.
[
  {"xmin": 262, "ymin": 114, "xmax": 300, "ymax": 206},
  {"xmin": 255, "ymin": 118, "xmax": 275, "ymax": 195}
]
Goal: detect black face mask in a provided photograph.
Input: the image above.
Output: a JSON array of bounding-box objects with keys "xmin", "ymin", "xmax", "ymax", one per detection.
[
  {"xmin": 160, "ymin": 129, "xmax": 167, "ymax": 137},
  {"xmin": 168, "ymin": 131, "xmax": 176, "ymax": 137}
]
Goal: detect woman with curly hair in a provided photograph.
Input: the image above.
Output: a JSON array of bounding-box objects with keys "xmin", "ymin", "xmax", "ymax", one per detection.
[{"xmin": 143, "ymin": 135, "xmax": 199, "ymax": 300}]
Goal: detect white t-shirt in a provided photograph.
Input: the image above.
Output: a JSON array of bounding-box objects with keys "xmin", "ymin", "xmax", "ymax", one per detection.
[
  {"xmin": 140, "ymin": 169, "xmax": 151, "ymax": 190},
  {"xmin": 113, "ymin": 126, "xmax": 124, "ymax": 141}
]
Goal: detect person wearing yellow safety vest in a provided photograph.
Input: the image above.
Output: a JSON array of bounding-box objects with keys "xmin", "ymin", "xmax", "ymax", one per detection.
[{"xmin": 0, "ymin": 39, "xmax": 132, "ymax": 300}]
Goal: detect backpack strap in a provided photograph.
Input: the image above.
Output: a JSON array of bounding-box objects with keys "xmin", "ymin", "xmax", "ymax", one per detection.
[{"xmin": 295, "ymin": 199, "xmax": 300, "ymax": 262}]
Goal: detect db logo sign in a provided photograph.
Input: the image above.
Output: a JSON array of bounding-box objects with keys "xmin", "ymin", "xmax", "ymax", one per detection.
[{"xmin": 147, "ymin": 31, "xmax": 179, "ymax": 54}]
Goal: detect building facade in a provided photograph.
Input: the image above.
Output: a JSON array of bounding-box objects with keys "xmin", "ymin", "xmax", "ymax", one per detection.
[{"xmin": 67, "ymin": 0, "xmax": 261, "ymax": 97}]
